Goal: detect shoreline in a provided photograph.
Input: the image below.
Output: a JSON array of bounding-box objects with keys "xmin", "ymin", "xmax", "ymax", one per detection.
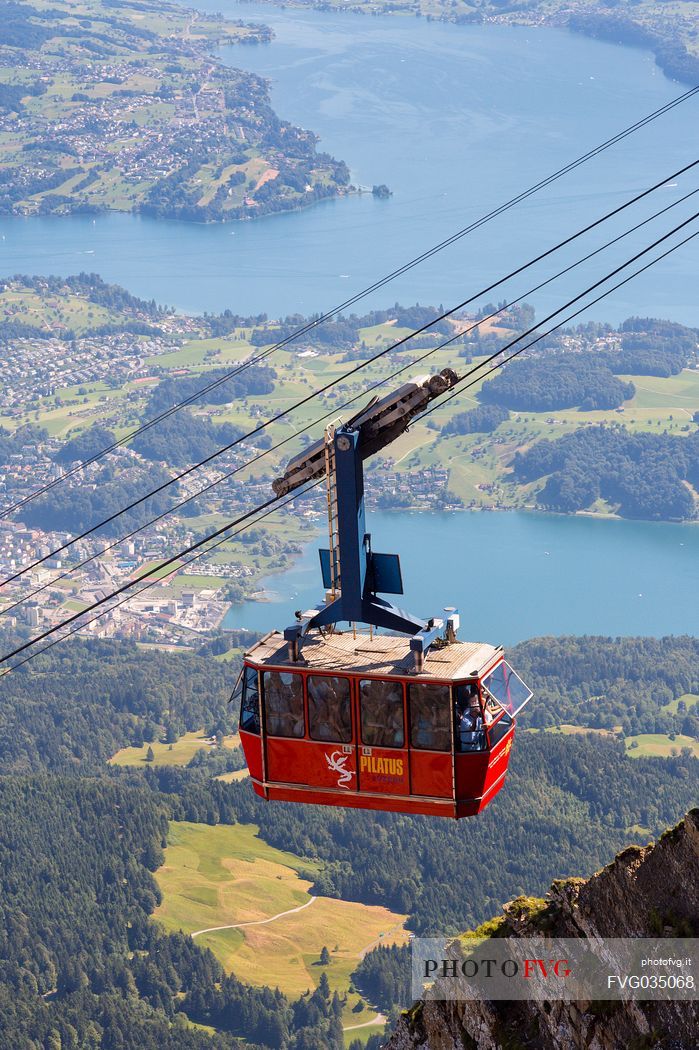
[
  {"xmin": 234, "ymin": 0, "xmax": 699, "ymax": 89},
  {"xmin": 224, "ymin": 504, "xmax": 699, "ymax": 620}
]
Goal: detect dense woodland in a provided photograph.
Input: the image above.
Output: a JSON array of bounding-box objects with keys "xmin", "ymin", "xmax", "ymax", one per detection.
[
  {"xmin": 22, "ymin": 460, "xmax": 177, "ymax": 536},
  {"xmin": 0, "ymin": 776, "xmax": 342, "ymax": 1050},
  {"xmin": 478, "ymin": 318, "xmax": 695, "ymax": 412},
  {"xmin": 0, "ymin": 637, "xmax": 235, "ymax": 773},
  {"xmin": 480, "ymin": 355, "xmax": 636, "ymax": 412},
  {"xmin": 442, "ymin": 403, "xmax": 509, "ymax": 435},
  {"xmin": 351, "ymin": 944, "xmax": 410, "ymax": 1014},
  {"xmin": 0, "ymin": 633, "xmax": 696, "ymax": 1044},
  {"xmin": 513, "ymin": 426, "xmax": 699, "ymax": 520}
]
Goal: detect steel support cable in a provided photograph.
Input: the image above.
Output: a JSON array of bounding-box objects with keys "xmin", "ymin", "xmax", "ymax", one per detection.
[
  {"xmin": 5, "ymin": 160, "xmax": 699, "ymax": 588},
  {"xmin": 3, "ymin": 89, "xmax": 698, "ymax": 519},
  {"xmin": 420, "ymin": 226, "xmax": 699, "ymax": 422},
  {"xmin": 0, "ymin": 483, "xmax": 322, "ymax": 678},
  {"xmin": 0, "ymin": 495, "xmax": 283, "ymax": 666},
  {"xmin": 3, "ymin": 223, "xmax": 698, "ymax": 671},
  {"xmin": 7, "ymin": 181, "xmax": 699, "ymax": 617}
]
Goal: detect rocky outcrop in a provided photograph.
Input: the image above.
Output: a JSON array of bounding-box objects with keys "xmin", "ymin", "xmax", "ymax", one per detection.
[{"xmin": 387, "ymin": 809, "xmax": 699, "ymax": 1050}]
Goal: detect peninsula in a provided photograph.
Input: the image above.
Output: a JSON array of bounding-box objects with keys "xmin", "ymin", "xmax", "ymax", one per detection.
[{"xmin": 0, "ymin": 0, "xmax": 351, "ymax": 221}]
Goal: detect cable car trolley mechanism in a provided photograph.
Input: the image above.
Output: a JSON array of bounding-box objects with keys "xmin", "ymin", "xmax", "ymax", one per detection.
[{"xmin": 238, "ymin": 371, "xmax": 532, "ymax": 819}]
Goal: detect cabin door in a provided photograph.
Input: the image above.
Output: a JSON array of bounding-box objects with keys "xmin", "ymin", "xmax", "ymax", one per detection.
[{"xmin": 355, "ymin": 678, "xmax": 410, "ymax": 799}]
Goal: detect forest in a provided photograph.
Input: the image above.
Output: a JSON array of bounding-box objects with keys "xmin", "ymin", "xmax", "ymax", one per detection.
[
  {"xmin": 480, "ymin": 355, "xmax": 635, "ymax": 411},
  {"xmin": 0, "ymin": 776, "xmax": 342, "ymax": 1050},
  {"xmin": 0, "ymin": 633, "xmax": 696, "ymax": 1044},
  {"xmin": 130, "ymin": 411, "xmax": 246, "ymax": 469},
  {"xmin": 478, "ymin": 317, "xmax": 696, "ymax": 412},
  {"xmin": 144, "ymin": 366, "xmax": 276, "ymax": 414},
  {"xmin": 248, "ymin": 303, "xmax": 453, "ymax": 351},
  {"xmin": 512, "ymin": 425, "xmax": 699, "ymax": 520},
  {"xmin": 22, "ymin": 459, "xmax": 177, "ymax": 535},
  {"xmin": 441, "ymin": 403, "xmax": 509, "ymax": 435}
]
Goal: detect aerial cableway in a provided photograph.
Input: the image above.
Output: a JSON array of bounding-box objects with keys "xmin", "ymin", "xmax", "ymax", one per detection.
[
  {"xmin": 239, "ymin": 370, "xmax": 532, "ymax": 819},
  {"xmin": 3, "ymin": 85, "xmax": 698, "ymax": 521},
  {"xmin": 1, "ymin": 208, "xmax": 698, "ymax": 687}
]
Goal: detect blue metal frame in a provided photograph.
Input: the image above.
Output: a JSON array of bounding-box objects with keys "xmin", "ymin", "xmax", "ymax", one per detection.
[{"xmin": 283, "ymin": 424, "xmax": 457, "ymax": 662}]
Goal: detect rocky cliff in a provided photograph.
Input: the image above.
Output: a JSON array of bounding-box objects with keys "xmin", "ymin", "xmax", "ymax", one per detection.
[{"xmin": 386, "ymin": 809, "xmax": 699, "ymax": 1050}]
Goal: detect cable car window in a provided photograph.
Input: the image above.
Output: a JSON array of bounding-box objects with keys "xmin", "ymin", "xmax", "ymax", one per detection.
[
  {"xmin": 308, "ymin": 675, "xmax": 352, "ymax": 743},
  {"xmin": 360, "ymin": 679, "xmax": 404, "ymax": 748},
  {"xmin": 482, "ymin": 661, "xmax": 533, "ymax": 718},
  {"xmin": 454, "ymin": 682, "xmax": 485, "ymax": 753},
  {"xmin": 488, "ymin": 708, "xmax": 513, "ymax": 747},
  {"xmin": 240, "ymin": 666, "xmax": 260, "ymax": 734},
  {"xmin": 409, "ymin": 683, "xmax": 451, "ymax": 752},
  {"xmin": 263, "ymin": 671, "xmax": 305, "ymax": 738}
]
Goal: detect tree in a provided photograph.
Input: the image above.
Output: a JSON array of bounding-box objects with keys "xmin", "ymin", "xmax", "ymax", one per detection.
[
  {"xmin": 146, "ymin": 746, "xmax": 155, "ymax": 763},
  {"xmin": 319, "ymin": 946, "xmax": 330, "ymax": 966},
  {"xmin": 318, "ymin": 971, "xmax": 330, "ymax": 999}
]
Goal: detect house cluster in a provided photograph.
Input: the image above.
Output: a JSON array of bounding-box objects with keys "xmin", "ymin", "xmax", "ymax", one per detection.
[
  {"xmin": 1, "ymin": 48, "xmax": 245, "ymax": 213},
  {"xmin": 366, "ymin": 463, "xmax": 459, "ymax": 510},
  {"xmin": 0, "ymin": 330, "xmax": 180, "ymax": 411}
]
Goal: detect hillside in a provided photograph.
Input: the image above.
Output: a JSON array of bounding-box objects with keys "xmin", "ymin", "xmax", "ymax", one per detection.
[
  {"xmin": 0, "ymin": 632, "xmax": 696, "ymax": 1047},
  {"xmin": 0, "ymin": 0, "xmax": 349, "ymax": 221},
  {"xmin": 387, "ymin": 809, "xmax": 699, "ymax": 1050},
  {"xmin": 0, "ymin": 276, "xmax": 697, "ymax": 648}
]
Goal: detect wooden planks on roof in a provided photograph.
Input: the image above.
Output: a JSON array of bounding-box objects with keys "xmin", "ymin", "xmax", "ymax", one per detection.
[{"xmin": 245, "ymin": 630, "xmax": 500, "ymax": 681}]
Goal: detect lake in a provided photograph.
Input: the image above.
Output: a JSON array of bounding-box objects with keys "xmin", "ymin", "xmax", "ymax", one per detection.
[
  {"xmin": 4, "ymin": 3, "xmax": 698, "ymax": 645},
  {"xmin": 223, "ymin": 510, "xmax": 699, "ymax": 644},
  {"xmin": 2, "ymin": 2, "xmax": 699, "ymax": 322}
]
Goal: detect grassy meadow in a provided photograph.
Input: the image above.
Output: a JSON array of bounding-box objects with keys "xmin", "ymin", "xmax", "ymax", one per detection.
[
  {"xmin": 624, "ymin": 733, "xmax": 699, "ymax": 759},
  {"xmin": 109, "ymin": 730, "xmax": 240, "ymax": 768},
  {"xmin": 153, "ymin": 822, "xmax": 409, "ymax": 1019}
]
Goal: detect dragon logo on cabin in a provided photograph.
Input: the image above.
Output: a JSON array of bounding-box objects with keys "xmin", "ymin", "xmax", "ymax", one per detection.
[{"xmin": 325, "ymin": 750, "xmax": 355, "ymax": 789}]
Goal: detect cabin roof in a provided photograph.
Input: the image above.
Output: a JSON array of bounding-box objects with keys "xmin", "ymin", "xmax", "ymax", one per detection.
[{"xmin": 245, "ymin": 630, "xmax": 501, "ymax": 681}]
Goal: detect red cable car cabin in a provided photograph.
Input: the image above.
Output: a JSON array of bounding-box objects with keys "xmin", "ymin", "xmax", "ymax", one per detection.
[
  {"xmin": 239, "ymin": 630, "xmax": 532, "ymax": 819},
  {"xmin": 237, "ymin": 375, "xmax": 533, "ymax": 819}
]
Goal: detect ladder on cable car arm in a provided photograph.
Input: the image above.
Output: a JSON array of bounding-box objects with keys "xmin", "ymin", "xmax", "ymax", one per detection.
[
  {"xmin": 323, "ymin": 426, "xmax": 341, "ymax": 601},
  {"xmin": 272, "ymin": 370, "xmax": 461, "ymax": 669}
]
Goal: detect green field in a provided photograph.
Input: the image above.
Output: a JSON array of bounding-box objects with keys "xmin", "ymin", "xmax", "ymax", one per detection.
[
  {"xmin": 215, "ymin": 769, "xmax": 249, "ymax": 783},
  {"xmin": 153, "ymin": 822, "xmax": 408, "ymax": 1020},
  {"xmin": 109, "ymin": 730, "xmax": 240, "ymax": 768},
  {"xmin": 624, "ymin": 733, "xmax": 699, "ymax": 759},
  {"xmin": 660, "ymin": 693, "xmax": 699, "ymax": 716},
  {"xmin": 530, "ymin": 724, "xmax": 622, "ymax": 738}
]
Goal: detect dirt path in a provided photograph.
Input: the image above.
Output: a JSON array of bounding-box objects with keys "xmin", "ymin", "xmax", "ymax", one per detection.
[
  {"xmin": 343, "ymin": 1013, "xmax": 386, "ymax": 1031},
  {"xmin": 190, "ymin": 895, "xmax": 317, "ymax": 937}
]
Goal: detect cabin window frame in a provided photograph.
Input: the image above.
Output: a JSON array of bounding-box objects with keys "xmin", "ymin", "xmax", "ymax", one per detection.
[
  {"xmin": 453, "ymin": 680, "xmax": 487, "ymax": 753},
  {"xmin": 261, "ymin": 669, "xmax": 306, "ymax": 739},
  {"xmin": 240, "ymin": 665, "xmax": 261, "ymax": 735},
  {"xmin": 407, "ymin": 680, "xmax": 452, "ymax": 753},
  {"xmin": 359, "ymin": 677, "xmax": 406, "ymax": 749},
  {"xmin": 307, "ymin": 673, "xmax": 353, "ymax": 744}
]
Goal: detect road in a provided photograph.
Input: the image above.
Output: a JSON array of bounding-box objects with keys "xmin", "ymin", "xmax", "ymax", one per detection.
[{"xmin": 190, "ymin": 895, "xmax": 317, "ymax": 937}]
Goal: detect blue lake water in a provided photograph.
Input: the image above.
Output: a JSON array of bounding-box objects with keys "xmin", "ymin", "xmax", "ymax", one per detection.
[
  {"xmin": 2, "ymin": 4, "xmax": 697, "ymax": 643},
  {"xmin": 224, "ymin": 510, "xmax": 699, "ymax": 644},
  {"xmin": 1, "ymin": 3, "xmax": 699, "ymax": 322}
]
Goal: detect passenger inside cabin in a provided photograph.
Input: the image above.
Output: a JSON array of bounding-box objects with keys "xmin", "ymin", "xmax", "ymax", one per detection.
[
  {"xmin": 263, "ymin": 671, "xmax": 304, "ymax": 737},
  {"xmin": 308, "ymin": 675, "xmax": 352, "ymax": 743},
  {"xmin": 409, "ymin": 683, "xmax": 451, "ymax": 751},
  {"xmin": 454, "ymin": 683, "xmax": 485, "ymax": 752},
  {"xmin": 360, "ymin": 679, "xmax": 404, "ymax": 748}
]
